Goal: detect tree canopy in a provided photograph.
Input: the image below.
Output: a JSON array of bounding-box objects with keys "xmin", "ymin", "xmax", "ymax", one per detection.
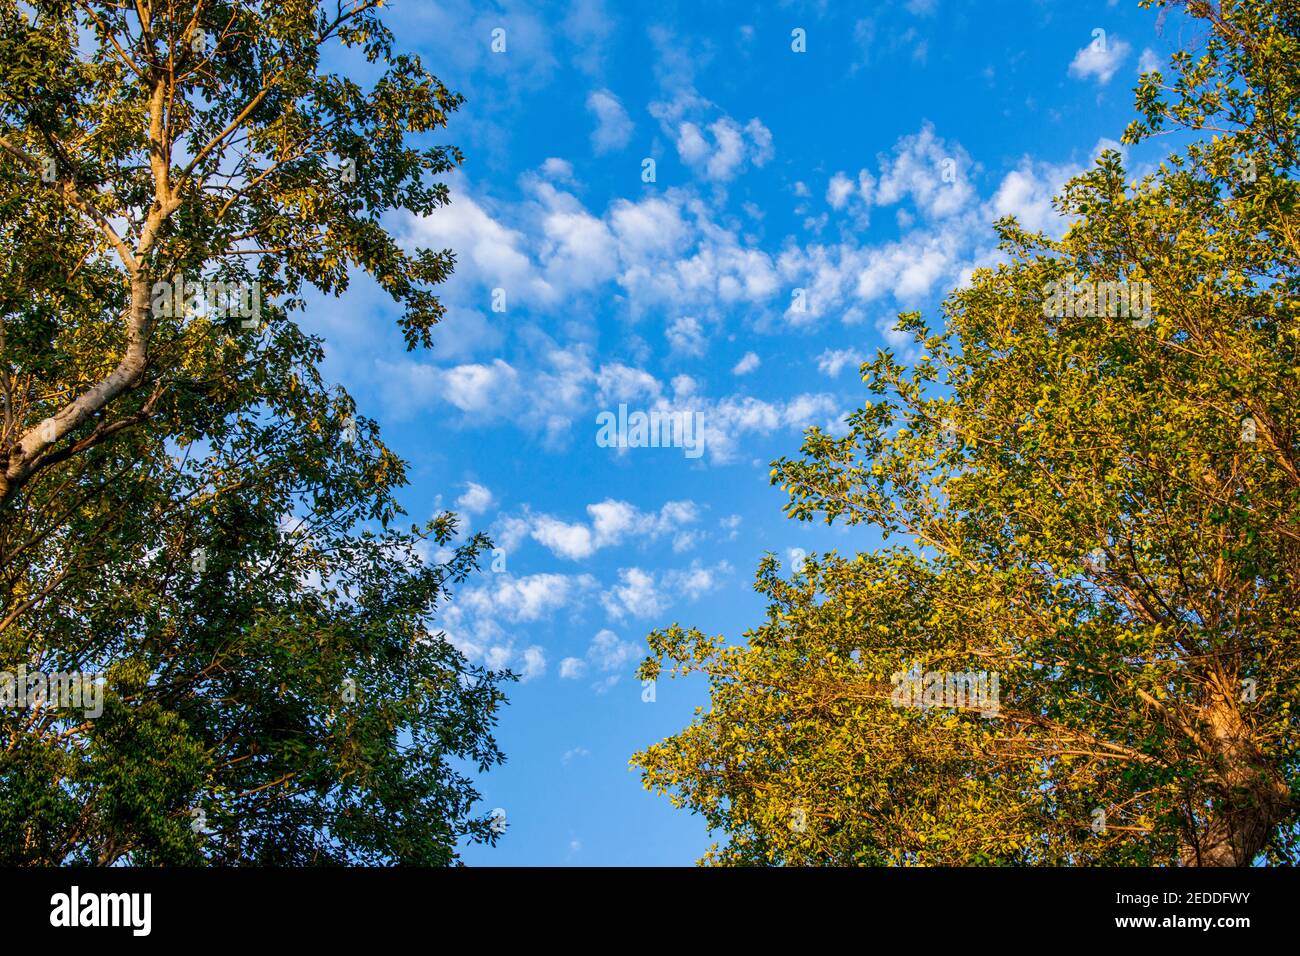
[
  {"xmin": 634, "ymin": 0, "xmax": 1300, "ymax": 866},
  {"xmin": 0, "ymin": 0, "xmax": 508, "ymax": 864}
]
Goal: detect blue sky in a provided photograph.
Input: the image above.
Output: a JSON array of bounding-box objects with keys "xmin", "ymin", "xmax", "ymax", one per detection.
[{"xmin": 300, "ymin": 0, "xmax": 1185, "ymax": 865}]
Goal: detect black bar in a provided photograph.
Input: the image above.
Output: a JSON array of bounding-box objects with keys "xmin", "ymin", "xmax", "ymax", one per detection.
[{"xmin": 0, "ymin": 866, "xmax": 1287, "ymax": 942}]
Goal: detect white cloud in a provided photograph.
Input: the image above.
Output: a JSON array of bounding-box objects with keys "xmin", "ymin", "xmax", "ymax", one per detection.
[
  {"xmin": 565, "ymin": 0, "xmax": 614, "ymax": 75},
  {"xmin": 652, "ymin": 86, "xmax": 774, "ymax": 183},
  {"xmin": 440, "ymin": 570, "xmax": 599, "ymax": 684},
  {"xmin": 666, "ymin": 315, "xmax": 708, "ymax": 356},
  {"xmin": 826, "ymin": 171, "xmax": 873, "ymax": 211},
  {"xmin": 817, "ymin": 348, "xmax": 865, "ymax": 378},
  {"xmin": 707, "ymin": 392, "xmax": 843, "ymax": 462},
  {"xmin": 588, "ymin": 629, "xmax": 639, "ymax": 671},
  {"xmin": 404, "ymin": 187, "xmax": 553, "ymax": 305},
  {"xmin": 384, "ymin": 123, "xmax": 1102, "ymax": 450},
  {"xmin": 530, "ymin": 515, "xmax": 596, "ymax": 560},
  {"xmin": 687, "ymin": 116, "xmax": 770, "ymax": 181},
  {"xmin": 457, "ymin": 572, "xmax": 598, "ymax": 623},
  {"xmin": 496, "ymin": 498, "xmax": 702, "ymax": 561},
  {"xmin": 595, "ymin": 362, "xmax": 844, "ymax": 463},
  {"xmin": 532, "ymin": 181, "xmax": 620, "ymax": 291},
  {"xmin": 745, "ymin": 119, "xmax": 774, "ymax": 166},
  {"xmin": 377, "ymin": 344, "xmax": 595, "ymax": 437},
  {"xmin": 540, "ymin": 157, "xmax": 575, "ymax": 183},
  {"xmin": 1137, "ymin": 47, "xmax": 1160, "ymax": 75},
  {"xmin": 1069, "ymin": 34, "xmax": 1132, "ymax": 85},
  {"xmin": 398, "ymin": 123, "xmax": 995, "ymax": 361},
  {"xmin": 675, "ymin": 121, "xmax": 710, "ymax": 164},
  {"xmin": 671, "ymin": 374, "xmax": 697, "ymax": 398},
  {"xmin": 482, "ymin": 123, "xmax": 985, "ymax": 347},
  {"xmin": 600, "ymin": 561, "xmax": 728, "ymax": 619},
  {"xmin": 986, "ymin": 165, "xmax": 1066, "ymax": 235},
  {"xmin": 671, "ymin": 530, "xmax": 701, "ymax": 552},
  {"xmin": 373, "ymin": 356, "xmax": 520, "ymax": 422},
  {"xmin": 852, "ymin": 230, "xmax": 963, "ymax": 303},
  {"xmin": 664, "ymin": 560, "xmax": 731, "ymax": 600},
  {"xmin": 587, "ymin": 88, "xmax": 634, "ymax": 154},
  {"xmin": 587, "ymin": 499, "xmax": 641, "ymax": 545},
  {"xmin": 760, "ymin": 126, "xmax": 988, "ymax": 328},
  {"xmin": 559, "ymin": 629, "xmax": 640, "ymax": 692},
  {"xmin": 519, "ymin": 645, "xmax": 547, "ymax": 682},
  {"xmin": 406, "ymin": 178, "xmax": 787, "ymax": 337},
  {"xmin": 732, "ymin": 351, "xmax": 761, "ymax": 375},
  {"xmin": 596, "ymin": 363, "xmax": 663, "ymax": 405},
  {"xmin": 559, "ymin": 657, "xmax": 588, "ymax": 680},
  {"xmin": 442, "ymin": 359, "xmax": 519, "ymax": 414},
  {"xmin": 456, "ymin": 481, "xmax": 495, "ymax": 515},
  {"xmin": 871, "ymin": 122, "xmax": 976, "ymax": 219},
  {"xmin": 609, "ymin": 196, "xmax": 691, "ymax": 260},
  {"xmin": 601, "ymin": 567, "xmax": 665, "ymax": 619},
  {"xmin": 562, "ymin": 746, "xmax": 591, "ymax": 764},
  {"xmin": 983, "ymin": 151, "xmax": 1099, "ymax": 238},
  {"xmin": 492, "ymin": 514, "xmax": 532, "ymax": 552}
]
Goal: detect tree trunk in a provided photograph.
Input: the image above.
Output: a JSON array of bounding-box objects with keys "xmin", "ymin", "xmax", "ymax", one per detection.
[{"xmin": 1180, "ymin": 677, "xmax": 1290, "ymax": 865}]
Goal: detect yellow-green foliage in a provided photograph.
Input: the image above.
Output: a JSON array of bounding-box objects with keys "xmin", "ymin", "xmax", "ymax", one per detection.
[{"xmin": 634, "ymin": 0, "xmax": 1300, "ymax": 867}]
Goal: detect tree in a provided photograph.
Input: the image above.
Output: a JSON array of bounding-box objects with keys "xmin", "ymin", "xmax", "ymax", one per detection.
[
  {"xmin": 0, "ymin": 0, "xmax": 459, "ymax": 502},
  {"xmin": 633, "ymin": 0, "xmax": 1300, "ymax": 866},
  {"xmin": 0, "ymin": 1, "xmax": 509, "ymax": 864}
]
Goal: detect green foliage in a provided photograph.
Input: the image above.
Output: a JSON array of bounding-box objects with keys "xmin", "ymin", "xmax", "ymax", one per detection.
[
  {"xmin": 634, "ymin": 0, "xmax": 1300, "ymax": 866},
  {"xmin": 0, "ymin": 1, "xmax": 508, "ymax": 864}
]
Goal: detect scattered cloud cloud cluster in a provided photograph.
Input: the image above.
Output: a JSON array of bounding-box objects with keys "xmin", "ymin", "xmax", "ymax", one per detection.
[
  {"xmin": 1069, "ymin": 33, "xmax": 1132, "ymax": 86},
  {"xmin": 817, "ymin": 348, "xmax": 866, "ymax": 378},
  {"xmin": 494, "ymin": 498, "xmax": 702, "ymax": 560},
  {"xmin": 437, "ymin": 528, "xmax": 728, "ymax": 682},
  {"xmin": 559, "ymin": 628, "xmax": 642, "ymax": 692},
  {"xmin": 404, "ymin": 172, "xmax": 781, "ymax": 326},
  {"xmin": 587, "ymin": 88, "xmax": 634, "ymax": 154},
  {"xmin": 670, "ymin": 115, "xmax": 774, "ymax": 182},
  {"xmin": 594, "ymin": 364, "xmax": 844, "ymax": 462},
  {"xmin": 440, "ymin": 571, "xmax": 599, "ymax": 681},
  {"xmin": 599, "ymin": 560, "xmax": 731, "ymax": 620}
]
